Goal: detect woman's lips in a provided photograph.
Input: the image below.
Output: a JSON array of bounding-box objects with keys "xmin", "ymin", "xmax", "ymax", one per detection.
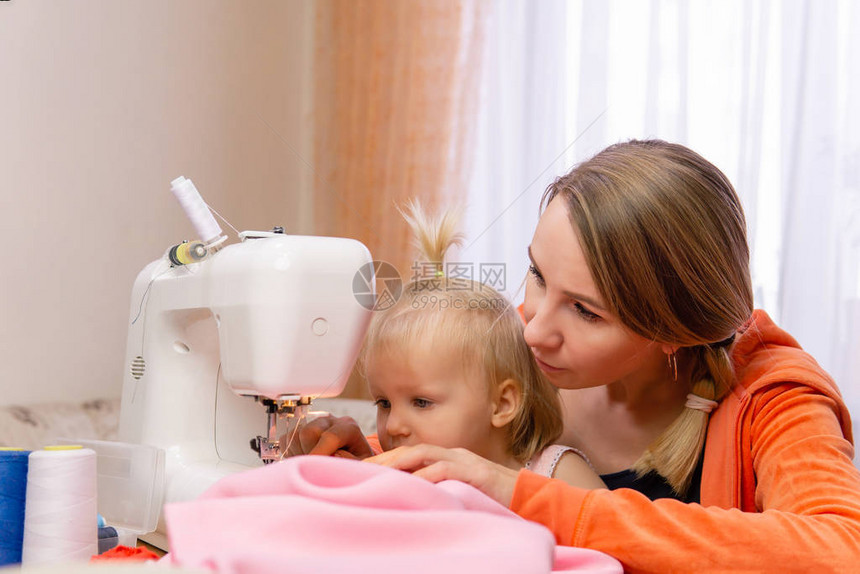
[{"xmin": 534, "ymin": 356, "xmax": 564, "ymax": 374}]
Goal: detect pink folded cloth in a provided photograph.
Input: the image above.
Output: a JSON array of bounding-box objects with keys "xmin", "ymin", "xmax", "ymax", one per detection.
[{"xmin": 163, "ymin": 456, "xmax": 621, "ymax": 574}]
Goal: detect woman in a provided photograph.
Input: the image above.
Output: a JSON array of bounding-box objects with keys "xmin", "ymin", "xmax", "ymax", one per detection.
[{"xmin": 300, "ymin": 140, "xmax": 860, "ymax": 572}]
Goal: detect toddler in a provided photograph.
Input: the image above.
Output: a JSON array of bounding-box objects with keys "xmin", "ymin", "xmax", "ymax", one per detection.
[{"xmin": 360, "ymin": 202, "xmax": 604, "ymax": 486}]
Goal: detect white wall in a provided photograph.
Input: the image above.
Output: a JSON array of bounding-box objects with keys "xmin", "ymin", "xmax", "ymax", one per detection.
[{"xmin": 0, "ymin": 1, "xmax": 314, "ymax": 405}]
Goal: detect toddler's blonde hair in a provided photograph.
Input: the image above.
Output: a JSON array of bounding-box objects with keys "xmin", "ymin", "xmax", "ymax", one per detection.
[{"xmin": 360, "ymin": 201, "xmax": 563, "ymax": 463}]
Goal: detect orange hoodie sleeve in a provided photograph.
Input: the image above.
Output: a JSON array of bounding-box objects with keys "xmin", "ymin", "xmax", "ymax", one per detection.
[
  {"xmin": 366, "ymin": 433, "xmax": 383, "ymax": 455},
  {"xmin": 510, "ymin": 382, "xmax": 860, "ymax": 573}
]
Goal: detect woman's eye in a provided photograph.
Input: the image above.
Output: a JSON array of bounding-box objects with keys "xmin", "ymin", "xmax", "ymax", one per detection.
[
  {"xmin": 528, "ymin": 264, "xmax": 545, "ymax": 287},
  {"xmin": 573, "ymin": 302, "xmax": 600, "ymax": 322},
  {"xmin": 412, "ymin": 398, "xmax": 432, "ymax": 409},
  {"xmin": 374, "ymin": 398, "xmax": 390, "ymax": 409}
]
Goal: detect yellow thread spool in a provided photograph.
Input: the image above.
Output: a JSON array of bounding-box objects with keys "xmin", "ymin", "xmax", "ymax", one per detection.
[{"xmin": 168, "ymin": 241, "xmax": 208, "ymax": 266}]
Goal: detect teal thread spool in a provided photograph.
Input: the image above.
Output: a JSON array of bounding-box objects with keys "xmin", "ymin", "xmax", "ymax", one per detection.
[{"xmin": 0, "ymin": 449, "xmax": 30, "ymax": 565}]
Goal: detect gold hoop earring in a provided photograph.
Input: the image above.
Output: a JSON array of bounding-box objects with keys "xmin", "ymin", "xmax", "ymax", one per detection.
[{"xmin": 667, "ymin": 352, "xmax": 678, "ymax": 382}]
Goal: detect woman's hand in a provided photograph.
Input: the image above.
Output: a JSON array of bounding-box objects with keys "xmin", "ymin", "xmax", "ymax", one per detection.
[
  {"xmin": 288, "ymin": 415, "xmax": 374, "ymax": 459},
  {"xmin": 366, "ymin": 445, "xmax": 520, "ymax": 507}
]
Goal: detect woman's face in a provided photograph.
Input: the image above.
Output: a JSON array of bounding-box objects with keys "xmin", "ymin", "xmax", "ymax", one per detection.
[{"xmin": 522, "ymin": 197, "xmax": 667, "ymax": 390}]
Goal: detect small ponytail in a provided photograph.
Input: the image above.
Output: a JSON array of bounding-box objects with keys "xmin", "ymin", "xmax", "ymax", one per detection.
[{"xmin": 398, "ymin": 200, "xmax": 464, "ymax": 274}]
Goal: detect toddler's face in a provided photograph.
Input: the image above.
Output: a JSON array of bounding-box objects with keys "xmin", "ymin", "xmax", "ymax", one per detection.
[{"xmin": 367, "ymin": 348, "xmax": 504, "ymax": 461}]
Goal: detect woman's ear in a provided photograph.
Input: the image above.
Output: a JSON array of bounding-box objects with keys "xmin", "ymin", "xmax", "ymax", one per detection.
[
  {"xmin": 660, "ymin": 343, "xmax": 680, "ymax": 355},
  {"xmin": 491, "ymin": 378, "xmax": 522, "ymax": 428}
]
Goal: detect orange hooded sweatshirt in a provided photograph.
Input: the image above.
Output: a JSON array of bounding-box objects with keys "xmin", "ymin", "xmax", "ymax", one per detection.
[{"xmin": 509, "ymin": 310, "xmax": 860, "ymax": 572}]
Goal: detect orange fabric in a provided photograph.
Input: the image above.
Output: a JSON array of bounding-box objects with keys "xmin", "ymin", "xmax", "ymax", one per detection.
[
  {"xmin": 313, "ymin": 0, "xmax": 487, "ymax": 270},
  {"xmin": 90, "ymin": 545, "xmax": 160, "ymax": 562},
  {"xmin": 367, "ymin": 434, "xmax": 383, "ymax": 455},
  {"xmin": 510, "ymin": 310, "xmax": 860, "ymax": 572}
]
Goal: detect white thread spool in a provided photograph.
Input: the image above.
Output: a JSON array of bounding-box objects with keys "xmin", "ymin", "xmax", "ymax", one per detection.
[
  {"xmin": 170, "ymin": 176, "xmax": 224, "ymax": 244},
  {"xmin": 22, "ymin": 447, "xmax": 97, "ymax": 564}
]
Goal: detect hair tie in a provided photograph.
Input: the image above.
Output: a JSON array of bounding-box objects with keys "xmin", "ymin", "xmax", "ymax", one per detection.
[
  {"xmin": 710, "ymin": 334, "xmax": 736, "ymax": 349},
  {"xmin": 685, "ymin": 393, "xmax": 719, "ymax": 414}
]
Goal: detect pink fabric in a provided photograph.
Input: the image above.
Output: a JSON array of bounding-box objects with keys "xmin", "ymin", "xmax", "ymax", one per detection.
[{"xmin": 163, "ymin": 456, "xmax": 621, "ymax": 574}]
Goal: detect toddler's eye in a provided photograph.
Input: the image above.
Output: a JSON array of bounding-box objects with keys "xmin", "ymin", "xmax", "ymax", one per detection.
[
  {"xmin": 374, "ymin": 398, "xmax": 391, "ymax": 409},
  {"xmin": 412, "ymin": 398, "xmax": 432, "ymax": 409}
]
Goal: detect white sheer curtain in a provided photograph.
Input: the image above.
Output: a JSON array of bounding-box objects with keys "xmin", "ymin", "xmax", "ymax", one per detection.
[
  {"xmin": 460, "ymin": 0, "xmax": 570, "ymax": 297},
  {"xmin": 464, "ymin": 0, "xmax": 860, "ymax": 427}
]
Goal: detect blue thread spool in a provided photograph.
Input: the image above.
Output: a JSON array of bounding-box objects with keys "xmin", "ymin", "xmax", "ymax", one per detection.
[{"xmin": 0, "ymin": 449, "xmax": 30, "ymax": 566}]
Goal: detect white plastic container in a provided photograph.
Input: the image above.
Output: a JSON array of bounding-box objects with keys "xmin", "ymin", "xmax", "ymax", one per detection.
[{"xmin": 56, "ymin": 438, "xmax": 164, "ymax": 549}]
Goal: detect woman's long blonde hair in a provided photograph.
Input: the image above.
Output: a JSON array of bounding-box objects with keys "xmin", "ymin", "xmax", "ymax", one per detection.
[
  {"xmin": 543, "ymin": 139, "xmax": 754, "ymax": 495},
  {"xmin": 360, "ymin": 201, "xmax": 563, "ymax": 463}
]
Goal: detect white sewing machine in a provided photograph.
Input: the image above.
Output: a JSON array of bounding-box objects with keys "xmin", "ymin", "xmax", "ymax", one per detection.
[{"xmin": 117, "ymin": 177, "xmax": 373, "ymax": 548}]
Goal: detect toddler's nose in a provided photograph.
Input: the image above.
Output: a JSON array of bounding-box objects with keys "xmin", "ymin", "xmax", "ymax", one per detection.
[{"xmin": 385, "ymin": 409, "xmax": 410, "ymax": 439}]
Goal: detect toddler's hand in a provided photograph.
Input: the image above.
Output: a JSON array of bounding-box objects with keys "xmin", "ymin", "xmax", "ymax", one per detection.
[{"xmin": 367, "ymin": 445, "xmax": 519, "ymax": 507}]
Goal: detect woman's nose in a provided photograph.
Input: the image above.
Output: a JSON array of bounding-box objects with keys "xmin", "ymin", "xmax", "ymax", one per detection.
[{"xmin": 523, "ymin": 298, "xmax": 562, "ymax": 350}]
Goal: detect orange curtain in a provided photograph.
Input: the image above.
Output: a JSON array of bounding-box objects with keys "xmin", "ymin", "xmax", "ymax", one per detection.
[{"xmin": 313, "ymin": 0, "xmax": 488, "ymax": 398}]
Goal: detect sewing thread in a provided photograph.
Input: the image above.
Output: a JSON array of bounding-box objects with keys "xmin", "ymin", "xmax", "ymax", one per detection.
[
  {"xmin": 0, "ymin": 449, "xmax": 30, "ymax": 566},
  {"xmin": 22, "ymin": 446, "xmax": 98, "ymax": 564},
  {"xmin": 170, "ymin": 176, "xmax": 224, "ymax": 243}
]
